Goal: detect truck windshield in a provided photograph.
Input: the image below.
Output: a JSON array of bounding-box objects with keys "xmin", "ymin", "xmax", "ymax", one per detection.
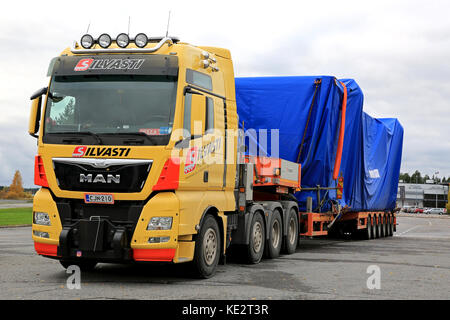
[{"xmin": 43, "ymin": 75, "xmax": 177, "ymax": 145}]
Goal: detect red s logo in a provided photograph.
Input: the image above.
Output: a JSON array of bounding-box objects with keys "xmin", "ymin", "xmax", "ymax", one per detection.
[
  {"xmin": 184, "ymin": 147, "xmax": 198, "ymax": 174},
  {"xmin": 74, "ymin": 59, "xmax": 93, "ymax": 71},
  {"xmin": 72, "ymin": 146, "xmax": 87, "ymax": 157}
]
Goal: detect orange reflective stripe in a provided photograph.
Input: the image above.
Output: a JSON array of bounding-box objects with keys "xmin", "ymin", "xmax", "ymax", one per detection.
[
  {"xmin": 34, "ymin": 242, "xmax": 58, "ymax": 257},
  {"xmin": 333, "ymin": 81, "xmax": 347, "ymax": 180},
  {"xmin": 133, "ymin": 248, "xmax": 176, "ymax": 262}
]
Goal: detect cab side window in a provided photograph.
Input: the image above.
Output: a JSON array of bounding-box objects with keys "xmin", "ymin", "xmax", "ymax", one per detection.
[
  {"xmin": 183, "ymin": 94, "xmax": 214, "ymax": 137},
  {"xmin": 205, "ymin": 97, "xmax": 214, "ymax": 133},
  {"xmin": 183, "ymin": 93, "xmax": 192, "ymax": 137},
  {"xmin": 186, "ymin": 69, "xmax": 212, "ymax": 91}
]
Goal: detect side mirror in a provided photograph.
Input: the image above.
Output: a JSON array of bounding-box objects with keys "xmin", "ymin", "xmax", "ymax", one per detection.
[
  {"xmin": 28, "ymin": 87, "xmax": 47, "ymax": 138},
  {"xmin": 190, "ymin": 94, "xmax": 206, "ymax": 137}
]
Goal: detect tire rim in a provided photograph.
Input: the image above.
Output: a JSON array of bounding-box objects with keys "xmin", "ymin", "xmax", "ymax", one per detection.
[
  {"xmin": 288, "ymin": 217, "xmax": 296, "ymax": 245},
  {"xmin": 271, "ymin": 219, "xmax": 280, "ymax": 248},
  {"xmin": 203, "ymin": 228, "xmax": 217, "ymax": 266},
  {"xmin": 252, "ymin": 221, "xmax": 263, "ymax": 253}
]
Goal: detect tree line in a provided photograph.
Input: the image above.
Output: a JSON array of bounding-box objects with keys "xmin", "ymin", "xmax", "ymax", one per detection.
[
  {"xmin": 0, "ymin": 170, "xmax": 33, "ymax": 199},
  {"xmin": 399, "ymin": 170, "xmax": 448, "ymax": 184}
]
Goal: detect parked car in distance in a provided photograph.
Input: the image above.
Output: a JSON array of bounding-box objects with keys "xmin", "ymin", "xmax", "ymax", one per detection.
[
  {"xmin": 401, "ymin": 206, "xmax": 413, "ymax": 213},
  {"xmin": 425, "ymin": 208, "xmax": 445, "ymax": 215},
  {"xmin": 414, "ymin": 208, "xmax": 424, "ymax": 213}
]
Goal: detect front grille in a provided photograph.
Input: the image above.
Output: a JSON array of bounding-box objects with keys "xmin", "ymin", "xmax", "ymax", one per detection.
[
  {"xmin": 56, "ymin": 199, "xmax": 144, "ymax": 227},
  {"xmin": 53, "ymin": 158, "xmax": 152, "ymax": 192}
]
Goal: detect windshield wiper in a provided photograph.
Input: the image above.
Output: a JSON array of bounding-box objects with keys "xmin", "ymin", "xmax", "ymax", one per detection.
[
  {"xmin": 99, "ymin": 132, "xmax": 159, "ymax": 145},
  {"xmin": 47, "ymin": 131, "xmax": 103, "ymax": 145}
]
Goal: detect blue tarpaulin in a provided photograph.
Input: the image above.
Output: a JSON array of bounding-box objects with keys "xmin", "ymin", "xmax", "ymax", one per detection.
[{"xmin": 235, "ymin": 76, "xmax": 403, "ymax": 212}]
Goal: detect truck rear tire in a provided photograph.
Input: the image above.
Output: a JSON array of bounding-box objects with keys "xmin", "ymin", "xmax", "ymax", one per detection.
[
  {"xmin": 380, "ymin": 215, "xmax": 385, "ymax": 238},
  {"xmin": 282, "ymin": 208, "xmax": 298, "ymax": 254},
  {"xmin": 247, "ymin": 212, "xmax": 265, "ymax": 264},
  {"xmin": 265, "ymin": 210, "xmax": 282, "ymax": 259},
  {"xmin": 191, "ymin": 215, "xmax": 221, "ymax": 279}
]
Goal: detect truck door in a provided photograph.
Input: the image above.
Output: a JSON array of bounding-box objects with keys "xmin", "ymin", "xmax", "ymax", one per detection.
[{"xmin": 179, "ymin": 93, "xmax": 224, "ymax": 190}]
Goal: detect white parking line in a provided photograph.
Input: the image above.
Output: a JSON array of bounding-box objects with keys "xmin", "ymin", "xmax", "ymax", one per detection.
[{"xmin": 395, "ymin": 225, "xmax": 422, "ymax": 236}]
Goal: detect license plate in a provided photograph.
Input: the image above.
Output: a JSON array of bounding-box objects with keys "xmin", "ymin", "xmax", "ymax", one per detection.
[{"xmin": 84, "ymin": 193, "xmax": 114, "ymax": 204}]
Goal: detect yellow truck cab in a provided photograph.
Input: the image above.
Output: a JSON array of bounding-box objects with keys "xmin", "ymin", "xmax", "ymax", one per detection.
[{"xmin": 29, "ymin": 34, "xmax": 301, "ymax": 278}]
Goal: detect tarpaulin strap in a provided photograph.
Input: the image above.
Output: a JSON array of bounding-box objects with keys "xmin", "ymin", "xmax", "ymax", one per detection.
[
  {"xmin": 296, "ymin": 78, "xmax": 322, "ymax": 163},
  {"xmin": 332, "ymin": 80, "xmax": 347, "ymax": 180}
]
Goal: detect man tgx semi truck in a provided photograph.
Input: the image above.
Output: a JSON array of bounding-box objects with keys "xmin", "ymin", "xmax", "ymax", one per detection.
[{"xmin": 29, "ymin": 33, "xmax": 403, "ymax": 278}]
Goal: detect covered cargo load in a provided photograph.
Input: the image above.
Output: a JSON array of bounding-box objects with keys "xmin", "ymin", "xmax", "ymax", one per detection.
[{"xmin": 235, "ymin": 76, "xmax": 403, "ymax": 212}]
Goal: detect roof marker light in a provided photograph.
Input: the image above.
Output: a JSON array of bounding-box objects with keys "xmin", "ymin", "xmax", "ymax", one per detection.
[
  {"xmin": 98, "ymin": 33, "xmax": 112, "ymax": 48},
  {"xmin": 135, "ymin": 33, "xmax": 148, "ymax": 48},
  {"xmin": 116, "ymin": 33, "xmax": 130, "ymax": 48},
  {"xmin": 80, "ymin": 34, "xmax": 94, "ymax": 49}
]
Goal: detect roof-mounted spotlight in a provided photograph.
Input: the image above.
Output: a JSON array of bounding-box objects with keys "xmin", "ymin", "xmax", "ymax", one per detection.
[
  {"xmin": 98, "ymin": 33, "xmax": 112, "ymax": 48},
  {"xmin": 116, "ymin": 33, "xmax": 130, "ymax": 48},
  {"xmin": 135, "ymin": 33, "xmax": 148, "ymax": 48},
  {"xmin": 201, "ymin": 60, "xmax": 210, "ymax": 68},
  {"xmin": 201, "ymin": 51, "xmax": 209, "ymax": 59},
  {"xmin": 80, "ymin": 34, "xmax": 94, "ymax": 49}
]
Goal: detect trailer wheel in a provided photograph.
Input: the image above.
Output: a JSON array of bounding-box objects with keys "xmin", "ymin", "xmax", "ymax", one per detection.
[
  {"xmin": 373, "ymin": 215, "xmax": 377, "ymax": 238},
  {"xmin": 265, "ymin": 210, "xmax": 282, "ymax": 259},
  {"xmin": 380, "ymin": 215, "xmax": 385, "ymax": 238},
  {"xmin": 371, "ymin": 216, "xmax": 377, "ymax": 239},
  {"xmin": 388, "ymin": 215, "xmax": 394, "ymax": 236},
  {"xmin": 191, "ymin": 215, "xmax": 221, "ymax": 278},
  {"xmin": 282, "ymin": 208, "xmax": 299, "ymax": 254},
  {"xmin": 59, "ymin": 260, "xmax": 97, "ymax": 272},
  {"xmin": 365, "ymin": 215, "xmax": 373, "ymax": 240},
  {"xmin": 377, "ymin": 215, "xmax": 383, "ymax": 238},
  {"xmin": 384, "ymin": 215, "xmax": 389, "ymax": 237},
  {"xmin": 247, "ymin": 212, "xmax": 265, "ymax": 264}
]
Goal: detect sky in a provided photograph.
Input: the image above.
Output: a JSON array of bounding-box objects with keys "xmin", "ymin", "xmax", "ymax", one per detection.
[{"xmin": 0, "ymin": 0, "xmax": 449, "ymax": 187}]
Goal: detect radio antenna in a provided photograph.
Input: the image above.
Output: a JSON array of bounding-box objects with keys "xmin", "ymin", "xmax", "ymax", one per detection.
[
  {"xmin": 128, "ymin": 16, "xmax": 131, "ymax": 35},
  {"xmin": 86, "ymin": 21, "xmax": 91, "ymax": 34},
  {"xmin": 165, "ymin": 11, "xmax": 171, "ymax": 37}
]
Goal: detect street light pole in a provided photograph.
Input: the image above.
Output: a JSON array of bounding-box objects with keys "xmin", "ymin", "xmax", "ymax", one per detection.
[{"xmin": 435, "ymin": 171, "xmax": 439, "ymax": 208}]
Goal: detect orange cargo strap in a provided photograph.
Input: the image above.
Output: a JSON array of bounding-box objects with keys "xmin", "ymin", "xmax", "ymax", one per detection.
[
  {"xmin": 297, "ymin": 79, "xmax": 322, "ymax": 163},
  {"xmin": 332, "ymin": 81, "xmax": 347, "ymax": 180}
]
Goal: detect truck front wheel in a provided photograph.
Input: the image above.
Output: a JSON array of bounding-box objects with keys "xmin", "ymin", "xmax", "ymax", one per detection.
[{"xmin": 191, "ymin": 215, "xmax": 221, "ymax": 279}]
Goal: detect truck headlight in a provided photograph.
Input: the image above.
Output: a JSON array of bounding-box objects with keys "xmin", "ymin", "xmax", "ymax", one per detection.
[
  {"xmin": 34, "ymin": 212, "xmax": 51, "ymax": 226},
  {"xmin": 147, "ymin": 217, "xmax": 172, "ymax": 230}
]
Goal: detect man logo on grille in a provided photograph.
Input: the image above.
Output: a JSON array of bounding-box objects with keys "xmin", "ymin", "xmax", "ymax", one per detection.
[{"xmin": 80, "ymin": 174, "xmax": 120, "ymax": 184}]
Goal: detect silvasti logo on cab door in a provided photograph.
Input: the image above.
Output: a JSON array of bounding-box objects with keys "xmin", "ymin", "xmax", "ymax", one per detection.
[
  {"xmin": 74, "ymin": 58, "xmax": 145, "ymax": 72},
  {"xmin": 72, "ymin": 146, "xmax": 131, "ymax": 157}
]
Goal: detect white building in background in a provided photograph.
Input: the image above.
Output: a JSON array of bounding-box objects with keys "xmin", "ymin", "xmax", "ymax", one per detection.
[{"xmin": 397, "ymin": 183, "xmax": 449, "ymax": 208}]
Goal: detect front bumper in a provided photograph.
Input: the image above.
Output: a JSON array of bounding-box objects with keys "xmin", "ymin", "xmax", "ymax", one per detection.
[{"xmin": 32, "ymin": 189, "xmax": 192, "ymax": 263}]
